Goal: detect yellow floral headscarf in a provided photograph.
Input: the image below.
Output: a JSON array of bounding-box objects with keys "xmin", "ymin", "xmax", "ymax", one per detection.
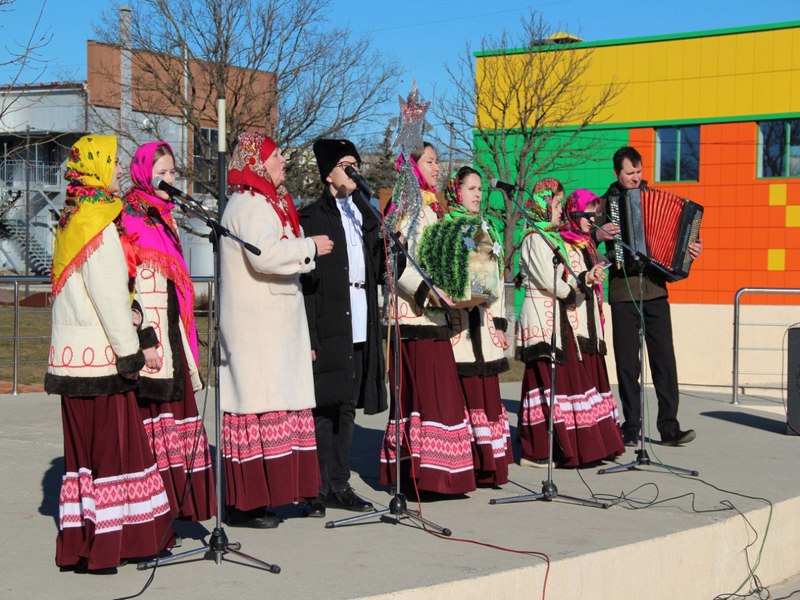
[{"xmin": 51, "ymin": 135, "xmax": 123, "ymax": 295}]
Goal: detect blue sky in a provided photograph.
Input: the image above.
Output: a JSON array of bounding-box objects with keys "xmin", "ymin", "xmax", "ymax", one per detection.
[{"xmin": 2, "ymin": 0, "xmax": 798, "ymax": 140}]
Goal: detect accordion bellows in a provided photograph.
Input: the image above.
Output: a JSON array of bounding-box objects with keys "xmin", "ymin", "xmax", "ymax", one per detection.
[{"xmin": 612, "ymin": 187, "xmax": 703, "ymax": 282}]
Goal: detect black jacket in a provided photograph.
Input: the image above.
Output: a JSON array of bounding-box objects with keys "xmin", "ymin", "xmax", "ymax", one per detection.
[{"xmin": 299, "ymin": 189, "xmax": 388, "ymax": 414}]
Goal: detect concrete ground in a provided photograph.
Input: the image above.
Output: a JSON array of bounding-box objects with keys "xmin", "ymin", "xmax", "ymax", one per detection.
[{"xmin": 1, "ymin": 382, "xmax": 798, "ymax": 600}]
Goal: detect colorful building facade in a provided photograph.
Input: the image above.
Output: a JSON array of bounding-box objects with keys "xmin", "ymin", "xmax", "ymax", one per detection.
[{"xmin": 478, "ymin": 20, "xmax": 800, "ymax": 307}]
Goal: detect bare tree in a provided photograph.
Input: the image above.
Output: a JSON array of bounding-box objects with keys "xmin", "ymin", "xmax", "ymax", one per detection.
[
  {"xmin": 0, "ymin": 0, "xmax": 52, "ymax": 124},
  {"xmin": 435, "ymin": 12, "xmax": 621, "ymax": 277},
  {"xmin": 93, "ymin": 0, "xmax": 401, "ymax": 200}
]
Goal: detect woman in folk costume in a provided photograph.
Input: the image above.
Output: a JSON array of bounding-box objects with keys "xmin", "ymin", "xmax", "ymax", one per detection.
[
  {"xmin": 516, "ymin": 185, "xmax": 623, "ymax": 467},
  {"xmin": 45, "ymin": 134, "xmax": 173, "ymax": 572},
  {"xmin": 120, "ymin": 141, "xmax": 215, "ymax": 521},
  {"xmin": 219, "ymin": 132, "xmax": 333, "ymax": 528},
  {"xmin": 441, "ymin": 167, "xmax": 513, "ymax": 485},
  {"xmin": 555, "ymin": 189, "xmax": 624, "ymax": 463},
  {"xmin": 379, "ymin": 143, "xmax": 476, "ymax": 495}
]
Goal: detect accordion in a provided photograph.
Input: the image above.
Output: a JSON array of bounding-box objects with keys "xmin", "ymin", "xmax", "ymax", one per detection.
[{"xmin": 610, "ymin": 187, "xmax": 703, "ymax": 282}]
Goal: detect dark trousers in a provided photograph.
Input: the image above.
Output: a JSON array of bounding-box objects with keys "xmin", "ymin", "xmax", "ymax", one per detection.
[
  {"xmin": 610, "ymin": 297, "xmax": 681, "ymax": 438},
  {"xmin": 313, "ymin": 343, "xmax": 364, "ymax": 495}
]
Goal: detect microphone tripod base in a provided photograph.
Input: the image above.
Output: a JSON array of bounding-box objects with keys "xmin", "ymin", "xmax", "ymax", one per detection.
[
  {"xmin": 490, "ymin": 479, "xmax": 609, "ymax": 508},
  {"xmin": 598, "ymin": 448, "xmax": 699, "ymax": 477},
  {"xmin": 136, "ymin": 526, "xmax": 280, "ymax": 574},
  {"xmin": 325, "ymin": 492, "xmax": 452, "ymax": 536}
]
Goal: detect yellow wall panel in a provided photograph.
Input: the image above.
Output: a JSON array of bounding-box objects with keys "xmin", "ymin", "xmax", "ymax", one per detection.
[
  {"xmin": 476, "ymin": 24, "xmax": 800, "ymax": 127},
  {"xmin": 770, "ymin": 184, "xmax": 787, "ymax": 206},
  {"xmin": 768, "ymin": 248, "xmax": 786, "ymax": 271}
]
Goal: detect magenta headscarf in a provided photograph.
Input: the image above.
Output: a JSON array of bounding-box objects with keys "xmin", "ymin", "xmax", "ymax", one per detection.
[
  {"xmin": 395, "ymin": 153, "xmax": 436, "ymax": 193},
  {"xmin": 121, "ymin": 141, "xmax": 199, "ymax": 366},
  {"xmin": 560, "ymin": 188, "xmax": 604, "ymax": 327}
]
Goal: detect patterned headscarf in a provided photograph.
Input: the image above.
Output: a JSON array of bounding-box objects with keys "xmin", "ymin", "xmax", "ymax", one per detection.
[
  {"xmin": 120, "ymin": 141, "xmax": 199, "ymax": 365},
  {"xmin": 560, "ymin": 188, "xmax": 604, "ymax": 323},
  {"xmin": 387, "ymin": 148, "xmax": 444, "ymax": 222},
  {"xmin": 51, "ymin": 135, "xmax": 122, "ymax": 295},
  {"xmin": 228, "ymin": 132, "xmax": 300, "ymax": 237},
  {"xmin": 444, "ymin": 167, "xmax": 502, "ymax": 252}
]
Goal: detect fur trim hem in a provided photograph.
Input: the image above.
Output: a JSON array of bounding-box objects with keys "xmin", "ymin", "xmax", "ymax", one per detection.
[
  {"xmin": 398, "ymin": 324, "xmax": 450, "ymax": 340},
  {"xmin": 44, "ymin": 372, "xmax": 138, "ymax": 396},
  {"xmin": 516, "ymin": 342, "xmax": 566, "ymax": 365},
  {"xmin": 456, "ymin": 357, "xmax": 509, "ymax": 377}
]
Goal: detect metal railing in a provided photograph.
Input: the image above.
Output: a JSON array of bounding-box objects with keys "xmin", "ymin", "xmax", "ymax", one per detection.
[
  {"xmin": 731, "ymin": 287, "xmax": 800, "ymax": 405},
  {"xmin": 0, "ymin": 275, "xmax": 214, "ymax": 395},
  {"xmin": 0, "ymin": 160, "xmax": 63, "ymax": 188}
]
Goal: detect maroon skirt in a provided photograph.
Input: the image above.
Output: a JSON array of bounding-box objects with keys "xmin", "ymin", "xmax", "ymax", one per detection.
[
  {"xmin": 138, "ymin": 355, "xmax": 215, "ymax": 522},
  {"xmin": 380, "ymin": 338, "xmax": 476, "ymax": 495},
  {"xmin": 518, "ymin": 334, "xmax": 624, "ymax": 467},
  {"xmin": 222, "ymin": 409, "xmax": 319, "ymax": 511},
  {"xmin": 461, "ymin": 374, "xmax": 512, "ymax": 485},
  {"xmin": 57, "ymin": 392, "xmax": 174, "ymax": 571}
]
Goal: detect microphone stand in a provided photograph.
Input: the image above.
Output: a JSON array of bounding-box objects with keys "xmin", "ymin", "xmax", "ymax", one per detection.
[
  {"xmin": 593, "ymin": 226, "xmax": 699, "ymax": 478},
  {"xmin": 491, "ymin": 189, "xmax": 607, "ymax": 509},
  {"xmin": 137, "ymin": 189, "xmax": 280, "ymax": 573},
  {"xmin": 324, "ymin": 171, "xmax": 452, "ymax": 535}
]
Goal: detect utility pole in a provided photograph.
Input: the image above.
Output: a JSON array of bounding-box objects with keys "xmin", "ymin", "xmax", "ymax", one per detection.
[
  {"xmin": 447, "ymin": 122, "xmax": 455, "ymax": 177},
  {"xmin": 119, "ymin": 6, "xmax": 133, "ymax": 162},
  {"xmin": 24, "ymin": 125, "xmax": 30, "ymax": 277}
]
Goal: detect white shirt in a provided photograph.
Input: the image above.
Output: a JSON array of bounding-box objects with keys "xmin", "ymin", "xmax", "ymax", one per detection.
[{"xmin": 336, "ymin": 195, "xmax": 367, "ymax": 343}]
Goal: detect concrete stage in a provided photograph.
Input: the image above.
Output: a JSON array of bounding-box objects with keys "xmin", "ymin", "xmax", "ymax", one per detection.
[{"xmin": 1, "ymin": 383, "xmax": 798, "ymax": 599}]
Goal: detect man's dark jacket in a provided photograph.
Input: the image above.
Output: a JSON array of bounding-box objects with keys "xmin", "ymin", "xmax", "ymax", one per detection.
[
  {"xmin": 600, "ymin": 179, "xmax": 668, "ymax": 303},
  {"xmin": 299, "ymin": 188, "xmax": 388, "ymax": 415}
]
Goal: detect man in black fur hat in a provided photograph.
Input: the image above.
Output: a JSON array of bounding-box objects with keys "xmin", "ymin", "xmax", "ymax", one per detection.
[{"xmin": 299, "ymin": 139, "xmax": 388, "ymax": 518}]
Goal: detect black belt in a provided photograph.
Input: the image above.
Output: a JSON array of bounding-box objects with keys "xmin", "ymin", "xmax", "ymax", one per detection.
[{"xmin": 350, "ymin": 282, "xmax": 365, "ymax": 289}]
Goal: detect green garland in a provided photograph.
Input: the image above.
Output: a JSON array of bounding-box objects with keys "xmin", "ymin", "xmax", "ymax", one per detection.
[{"xmin": 418, "ymin": 215, "xmax": 484, "ymax": 301}]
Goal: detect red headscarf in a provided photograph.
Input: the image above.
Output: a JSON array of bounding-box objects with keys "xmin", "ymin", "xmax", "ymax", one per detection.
[{"xmin": 228, "ymin": 132, "xmax": 301, "ymax": 237}]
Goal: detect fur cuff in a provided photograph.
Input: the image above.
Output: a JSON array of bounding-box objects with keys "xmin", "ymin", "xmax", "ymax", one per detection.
[
  {"xmin": 138, "ymin": 326, "xmax": 159, "ymax": 349},
  {"xmin": 116, "ymin": 350, "xmax": 145, "ymax": 376},
  {"xmin": 493, "ymin": 317, "xmax": 509, "ymax": 332},
  {"xmin": 413, "ymin": 281, "xmax": 431, "ymax": 315}
]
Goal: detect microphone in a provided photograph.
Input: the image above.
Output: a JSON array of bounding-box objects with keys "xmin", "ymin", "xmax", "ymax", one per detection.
[
  {"xmin": 571, "ymin": 211, "xmax": 602, "ymax": 219},
  {"xmin": 152, "ymin": 176, "xmax": 185, "ymax": 198},
  {"xmin": 344, "ymin": 165, "xmax": 373, "ymax": 198},
  {"xmin": 489, "ymin": 179, "xmax": 517, "ymax": 194}
]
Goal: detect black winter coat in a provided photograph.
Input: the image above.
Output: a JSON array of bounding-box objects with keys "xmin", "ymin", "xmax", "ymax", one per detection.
[{"xmin": 299, "ymin": 189, "xmax": 388, "ymax": 414}]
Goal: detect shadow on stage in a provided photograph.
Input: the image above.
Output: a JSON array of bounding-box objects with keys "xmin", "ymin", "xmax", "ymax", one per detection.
[{"xmin": 701, "ymin": 410, "xmax": 787, "ymax": 435}]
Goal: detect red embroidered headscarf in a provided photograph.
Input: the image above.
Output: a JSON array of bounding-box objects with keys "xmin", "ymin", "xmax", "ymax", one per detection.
[
  {"xmin": 121, "ymin": 141, "xmax": 199, "ymax": 365},
  {"xmin": 228, "ymin": 132, "xmax": 300, "ymax": 237}
]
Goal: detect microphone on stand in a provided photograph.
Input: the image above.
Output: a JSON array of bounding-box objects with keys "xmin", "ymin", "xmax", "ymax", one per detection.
[
  {"xmin": 152, "ymin": 176, "xmax": 187, "ymax": 199},
  {"xmin": 344, "ymin": 165, "xmax": 373, "ymax": 198},
  {"xmin": 152, "ymin": 177, "xmax": 261, "ymax": 256},
  {"xmin": 489, "ymin": 178, "xmax": 517, "ymax": 194}
]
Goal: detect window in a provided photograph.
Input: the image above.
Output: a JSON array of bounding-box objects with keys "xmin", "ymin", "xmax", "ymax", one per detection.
[
  {"xmin": 192, "ymin": 127, "xmax": 219, "ymax": 194},
  {"xmin": 758, "ymin": 119, "xmax": 800, "ymax": 178},
  {"xmin": 655, "ymin": 126, "xmax": 700, "ymax": 182}
]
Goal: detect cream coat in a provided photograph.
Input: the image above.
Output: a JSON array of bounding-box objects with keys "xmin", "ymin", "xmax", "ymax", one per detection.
[
  {"xmin": 135, "ymin": 267, "xmax": 202, "ymax": 392},
  {"xmin": 450, "ymin": 273, "xmax": 507, "ymax": 367},
  {"xmin": 47, "ymin": 224, "xmax": 142, "ymax": 381},
  {"xmin": 219, "ymin": 191, "xmax": 317, "ymax": 415},
  {"xmin": 389, "ymin": 202, "xmax": 449, "ymax": 331},
  {"xmin": 516, "ymin": 232, "xmax": 579, "ymax": 358}
]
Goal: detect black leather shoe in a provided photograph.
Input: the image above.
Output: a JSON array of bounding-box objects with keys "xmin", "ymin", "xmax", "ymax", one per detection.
[
  {"xmin": 226, "ymin": 507, "xmax": 280, "ymax": 529},
  {"xmin": 327, "ymin": 487, "xmax": 374, "ymax": 512},
  {"xmin": 622, "ymin": 430, "xmax": 639, "ymax": 447},
  {"xmin": 660, "ymin": 429, "xmax": 696, "ymax": 446},
  {"xmin": 303, "ymin": 496, "xmax": 326, "ymax": 518}
]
